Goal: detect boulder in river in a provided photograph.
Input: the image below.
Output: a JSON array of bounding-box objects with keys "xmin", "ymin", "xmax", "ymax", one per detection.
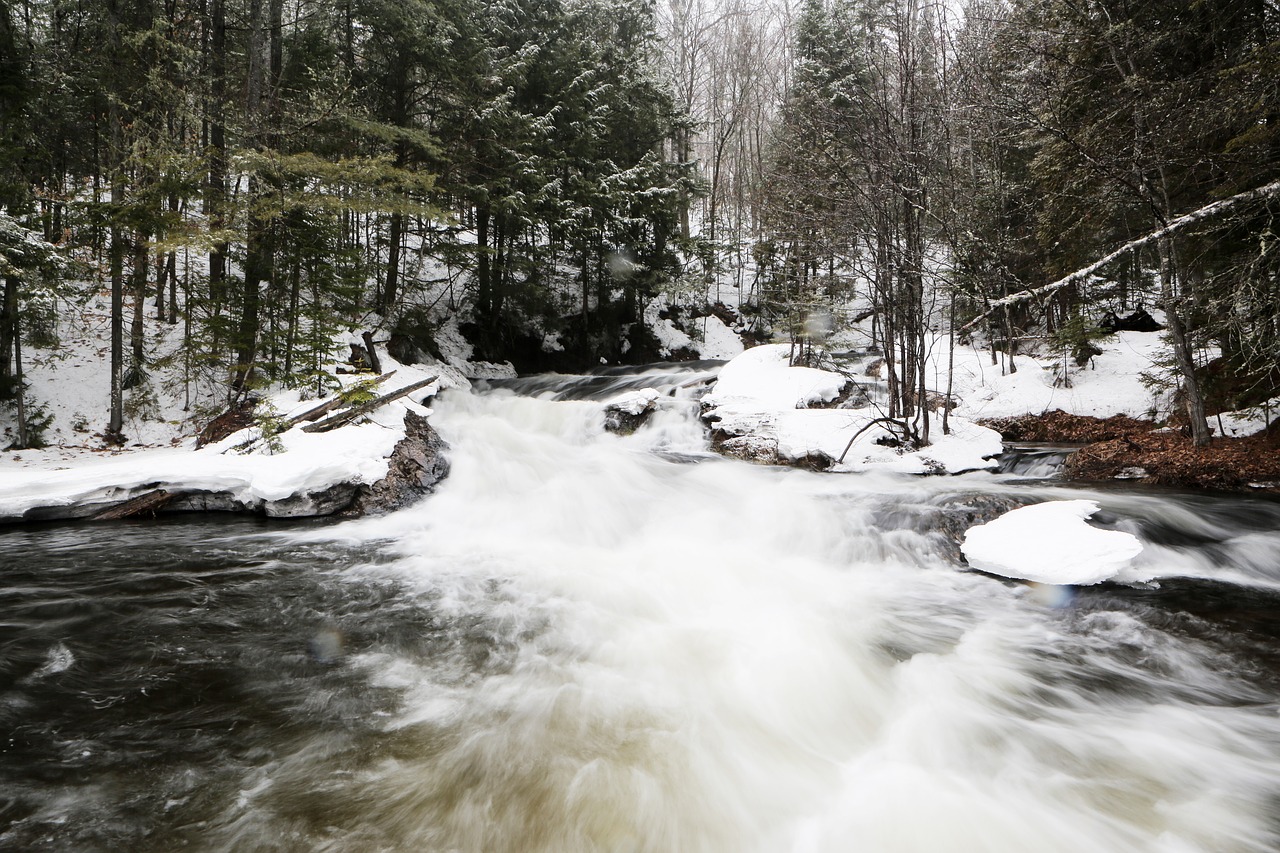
[{"xmin": 603, "ymin": 389, "xmax": 661, "ymax": 434}]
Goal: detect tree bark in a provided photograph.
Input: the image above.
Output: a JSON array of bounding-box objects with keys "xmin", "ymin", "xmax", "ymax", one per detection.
[
  {"xmin": 381, "ymin": 210, "xmax": 403, "ymax": 315},
  {"xmin": 130, "ymin": 232, "xmax": 147, "ymax": 373},
  {"xmin": 0, "ymin": 274, "xmax": 16, "ymax": 384}
]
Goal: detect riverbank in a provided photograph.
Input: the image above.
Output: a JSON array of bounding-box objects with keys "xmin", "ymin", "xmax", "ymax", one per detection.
[
  {"xmin": 981, "ymin": 410, "xmax": 1280, "ymax": 493},
  {"xmin": 1065, "ymin": 428, "xmax": 1280, "ymax": 492}
]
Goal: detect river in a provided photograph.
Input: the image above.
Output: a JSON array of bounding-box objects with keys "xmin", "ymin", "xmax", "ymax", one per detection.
[{"xmin": 3, "ymin": 363, "xmax": 1280, "ymax": 852}]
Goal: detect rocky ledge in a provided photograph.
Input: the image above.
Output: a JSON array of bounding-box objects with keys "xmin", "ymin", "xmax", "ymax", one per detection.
[{"xmin": 12, "ymin": 412, "xmax": 450, "ymax": 524}]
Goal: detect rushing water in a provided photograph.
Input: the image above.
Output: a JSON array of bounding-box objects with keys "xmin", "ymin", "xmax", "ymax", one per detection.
[{"xmin": 4, "ymin": 363, "xmax": 1280, "ymax": 852}]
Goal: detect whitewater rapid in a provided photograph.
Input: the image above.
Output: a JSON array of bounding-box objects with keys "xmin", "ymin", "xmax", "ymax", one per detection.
[{"xmin": 205, "ymin": 378, "xmax": 1280, "ymax": 852}]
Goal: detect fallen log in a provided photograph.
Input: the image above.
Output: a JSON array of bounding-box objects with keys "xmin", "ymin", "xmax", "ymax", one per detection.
[
  {"xmin": 92, "ymin": 488, "xmax": 177, "ymax": 520},
  {"xmin": 960, "ymin": 177, "xmax": 1280, "ymax": 333},
  {"xmin": 283, "ymin": 371, "xmax": 397, "ymax": 429},
  {"xmin": 301, "ymin": 376, "xmax": 439, "ymax": 434}
]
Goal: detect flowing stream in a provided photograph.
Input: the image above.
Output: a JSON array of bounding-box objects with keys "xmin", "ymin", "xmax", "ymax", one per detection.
[{"xmin": 3, "ymin": 363, "xmax": 1280, "ymax": 852}]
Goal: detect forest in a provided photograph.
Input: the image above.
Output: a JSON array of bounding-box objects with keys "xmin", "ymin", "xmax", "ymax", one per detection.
[{"xmin": 0, "ymin": 0, "xmax": 1277, "ymax": 449}]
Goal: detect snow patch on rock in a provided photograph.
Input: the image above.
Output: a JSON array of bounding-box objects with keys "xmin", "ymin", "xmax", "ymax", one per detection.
[{"xmin": 961, "ymin": 499, "xmax": 1144, "ymax": 585}]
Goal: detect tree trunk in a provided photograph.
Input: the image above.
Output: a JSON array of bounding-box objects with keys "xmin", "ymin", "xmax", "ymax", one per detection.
[
  {"xmin": 109, "ymin": 216, "xmax": 124, "ymax": 440},
  {"xmin": 0, "ymin": 274, "xmax": 16, "ymax": 384},
  {"xmin": 13, "ymin": 308, "xmax": 26, "ymax": 448},
  {"xmin": 1158, "ymin": 237, "xmax": 1211, "ymax": 445},
  {"xmin": 154, "ymin": 245, "xmax": 165, "ymax": 320},
  {"xmin": 207, "ymin": 0, "xmax": 227, "ymax": 342},
  {"xmin": 381, "ymin": 210, "xmax": 403, "ymax": 315},
  {"xmin": 475, "ymin": 205, "xmax": 491, "ymax": 321},
  {"xmin": 131, "ymin": 232, "xmax": 148, "ymax": 374}
]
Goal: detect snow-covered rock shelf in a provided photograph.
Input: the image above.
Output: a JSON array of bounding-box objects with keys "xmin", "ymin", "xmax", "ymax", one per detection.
[
  {"xmin": 0, "ymin": 375, "xmax": 449, "ymax": 524},
  {"xmin": 701, "ymin": 344, "xmax": 1003, "ymax": 475}
]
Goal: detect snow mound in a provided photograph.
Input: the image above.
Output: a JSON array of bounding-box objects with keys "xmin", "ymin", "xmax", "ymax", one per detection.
[
  {"xmin": 961, "ymin": 499, "xmax": 1143, "ymax": 585},
  {"xmin": 703, "ymin": 345, "xmax": 1003, "ymax": 475},
  {"xmin": 703, "ymin": 344, "xmax": 846, "ymax": 409},
  {"xmin": 0, "ymin": 368, "xmax": 447, "ymax": 521}
]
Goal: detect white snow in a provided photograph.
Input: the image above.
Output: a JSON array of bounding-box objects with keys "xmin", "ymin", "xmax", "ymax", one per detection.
[
  {"xmin": 961, "ymin": 500, "xmax": 1144, "ymax": 585},
  {"xmin": 943, "ymin": 331, "xmax": 1169, "ymax": 421},
  {"xmin": 702, "ymin": 344, "xmax": 1003, "ymax": 474},
  {"xmin": 696, "ymin": 314, "xmax": 746, "ymax": 361},
  {"xmin": 641, "ymin": 295, "xmax": 745, "ymax": 361},
  {"xmin": 604, "ymin": 388, "xmax": 660, "ymax": 416},
  {"xmin": 644, "ymin": 295, "xmax": 696, "ymax": 357},
  {"xmin": 1212, "ymin": 397, "xmax": 1279, "ymax": 438},
  {"xmin": 0, "ymin": 366, "xmax": 447, "ymax": 520},
  {"xmin": 704, "ymin": 344, "xmax": 846, "ymax": 410}
]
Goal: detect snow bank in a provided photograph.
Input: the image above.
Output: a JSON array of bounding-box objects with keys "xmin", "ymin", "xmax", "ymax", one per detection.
[
  {"xmin": 0, "ymin": 369, "xmax": 447, "ymax": 521},
  {"xmin": 642, "ymin": 295, "xmax": 746, "ymax": 361},
  {"xmin": 942, "ymin": 331, "xmax": 1168, "ymax": 421},
  {"xmin": 704, "ymin": 344, "xmax": 846, "ymax": 410},
  {"xmin": 703, "ymin": 345, "xmax": 1003, "ymax": 475},
  {"xmin": 1212, "ymin": 397, "xmax": 1279, "ymax": 438},
  {"xmin": 961, "ymin": 500, "xmax": 1144, "ymax": 585}
]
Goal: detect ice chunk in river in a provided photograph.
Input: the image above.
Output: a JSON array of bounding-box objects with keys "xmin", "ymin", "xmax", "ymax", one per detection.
[{"xmin": 961, "ymin": 499, "xmax": 1143, "ymax": 585}]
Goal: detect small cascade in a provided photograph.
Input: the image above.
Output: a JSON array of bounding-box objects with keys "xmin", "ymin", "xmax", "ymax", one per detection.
[{"xmin": 997, "ymin": 444, "xmax": 1076, "ymax": 478}]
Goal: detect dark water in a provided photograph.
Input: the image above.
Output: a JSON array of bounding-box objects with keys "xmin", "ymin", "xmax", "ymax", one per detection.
[{"xmin": 0, "ymin": 518, "xmax": 513, "ymax": 851}]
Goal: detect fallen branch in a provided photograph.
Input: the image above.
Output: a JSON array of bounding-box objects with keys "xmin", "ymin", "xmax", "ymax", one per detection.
[
  {"xmin": 961, "ymin": 178, "xmax": 1280, "ymax": 332},
  {"xmin": 837, "ymin": 416, "xmax": 917, "ymax": 464},
  {"xmin": 301, "ymin": 376, "xmax": 438, "ymax": 433}
]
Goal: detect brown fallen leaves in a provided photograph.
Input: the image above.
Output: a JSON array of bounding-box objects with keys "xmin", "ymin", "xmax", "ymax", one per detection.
[
  {"xmin": 980, "ymin": 410, "xmax": 1156, "ymax": 443},
  {"xmin": 1064, "ymin": 430, "xmax": 1280, "ymax": 492},
  {"xmin": 982, "ymin": 409, "xmax": 1280, "ymax": 492}
]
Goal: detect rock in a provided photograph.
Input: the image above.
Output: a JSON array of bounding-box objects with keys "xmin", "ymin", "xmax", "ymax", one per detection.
[
  {"xmin": 921, "ymin": 493, "xmax": 1035, "ymax": 565},
  {"xmin": 267, "ymin": 483, "xmax": 362, "ymax": 518},
  {"xmin": 603, "ymin": 389, "xmax": 660, "ymax": 434},
  {"xmin": 342, "ymin": 410, "xmax": 450, "ymax": 516},
  {"xmin": 709, "ymin": 431, "xmax": 834, "ymax": 471},
  {"xmin": 1100, "ymin": 307, "xmax": 1164, "ymax": 333},
  {"xmin": 712, "ymin": 432, "xmax": 780, "ymax": 465},
  {"xmin": 9, "ymin": 411, "xmax": 451, "ymax": 524}
]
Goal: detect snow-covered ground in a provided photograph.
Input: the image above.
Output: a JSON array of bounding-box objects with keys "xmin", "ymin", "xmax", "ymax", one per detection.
[
  {"xmin": 1214, "ymin": 396, "xmax": 1280, "ymax": 438},
  {"xmin": 643, "ymin": 294, "xmax": 746, "ymax": 361},
  {"xmin": 939, "ymin": 331, "xmax": 1170, "ymax": 421}
]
